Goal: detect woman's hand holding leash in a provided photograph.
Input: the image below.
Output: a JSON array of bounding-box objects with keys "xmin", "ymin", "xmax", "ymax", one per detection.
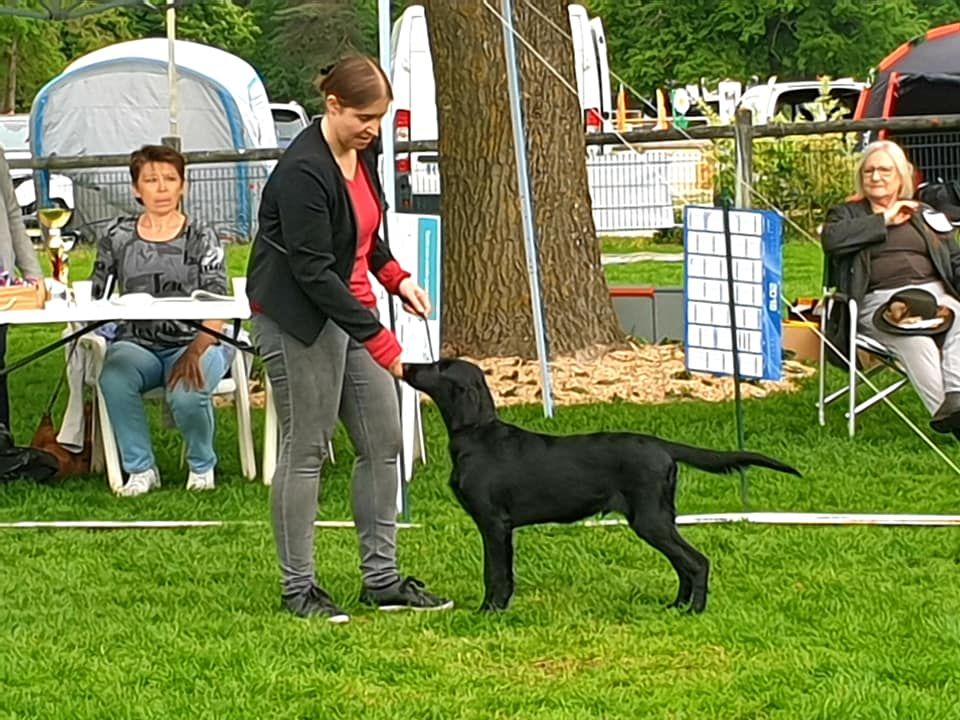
[
  {"xmin": 388, "ymin": 279, "xmax": 436, "ymax": 376},
  {"xmin": 397, "ymin": 278, "xmax": 431, "ymax": 318}
]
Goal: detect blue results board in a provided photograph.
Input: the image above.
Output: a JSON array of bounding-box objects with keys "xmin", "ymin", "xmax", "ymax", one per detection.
[{"xmin": 682, "ymin": 206, "xmax": 784, "ymax": 381}]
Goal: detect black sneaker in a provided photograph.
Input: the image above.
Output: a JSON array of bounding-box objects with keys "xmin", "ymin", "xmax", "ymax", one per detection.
[
  {"xmin": 282, "ymin": 584, "xmax": 350, "ymax": 623},
  {"xmin": 359, "ymin": 576, "xmax": 454, "ymax": 612}
]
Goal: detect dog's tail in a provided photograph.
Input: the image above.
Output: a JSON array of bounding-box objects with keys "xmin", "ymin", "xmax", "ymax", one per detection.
[{"xmin": 658, "ymin": 440, "xmax": 801, "ymax": 477}]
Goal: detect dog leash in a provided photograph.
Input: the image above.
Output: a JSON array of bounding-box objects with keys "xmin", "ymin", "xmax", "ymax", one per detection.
[
  {"xmin": 418, "ymin": 311, "xmax": 436, "ymax": 363},
  {"xmin": 44, "ymin": 331, "xmax": 82, "ymax": 417}
]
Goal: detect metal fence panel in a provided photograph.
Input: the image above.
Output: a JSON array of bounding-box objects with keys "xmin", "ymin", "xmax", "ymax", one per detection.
[
  {"xmin": 895, "ymin": 131, "xmax": 960, "ymax": 183},
  {"xmin": 586, "ymin": 149, "xmax": 675, "ymax": 233},
  {"xmin": 29, "ymin": 116, "xmax": 960, "ymax": 245},
  {"xmin": 65, "ymin": 162, "xmax": 274, "ymax": 242}
]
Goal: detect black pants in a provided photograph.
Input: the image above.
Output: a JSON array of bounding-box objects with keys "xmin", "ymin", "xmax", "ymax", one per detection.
[{"xmin": 0, "ymin": 324, "xmax": 9, "ymax": 430}]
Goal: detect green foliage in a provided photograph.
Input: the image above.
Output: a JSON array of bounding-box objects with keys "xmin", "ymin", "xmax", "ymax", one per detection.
[
  {"xmin": 246, "ymin": 0, "xmax": 401, "ymax": 114},
  {"xmin": 0, "ymin": 1, "xmax": 261, "ymax": 113},
  {"xmin": 0, "ymin": 10, "xmax": 65, "ymax": 112},
  {"xmin": 57, "ymin": 8, "xmax": 138, "ymax": 62},
  {"xmin": 705, "ymin": 85, "xmax": 861, "ymax": 241},
  {"xmin": 751, "ymin": 133, "xmax": 859, "ymax": 237},
  {"xmin": 585, "ymin": 0, "xmax": 960, "ymax": 95},
  {"xmin": 123, "ymin": 0, "xmax": 260, "ymax": 59}
]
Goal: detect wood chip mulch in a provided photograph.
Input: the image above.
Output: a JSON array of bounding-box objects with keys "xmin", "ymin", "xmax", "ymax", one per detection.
[{"xmin": 237, "ymin": 341, "xmax": 815, "ymax": 410}]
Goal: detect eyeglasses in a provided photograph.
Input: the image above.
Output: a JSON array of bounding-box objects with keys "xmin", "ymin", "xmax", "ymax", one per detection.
[{"xmin": 861, "ymin": 165, "xmax": 895, "ymax": 178}]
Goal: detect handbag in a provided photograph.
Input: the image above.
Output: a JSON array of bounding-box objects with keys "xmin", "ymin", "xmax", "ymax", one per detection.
[
  {"xmin": 917, "ymin": 179, "xmax": 960, "ymax": 225},
  {"xmin": 29, "ymin": 341, "xmax": 92, "ymax": 478},
  {"xmin": 0, "ymin": 423, "xmax": 59, "ymax": 484}
]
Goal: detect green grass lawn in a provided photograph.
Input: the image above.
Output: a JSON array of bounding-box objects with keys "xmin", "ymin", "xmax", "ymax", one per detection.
[
  {"xmin": 603, "ymin": 240, "xmax": 824, "ymax": 304},
  {"xmin": 3, "ymin": 243, "xmax": 960, "ymax": 718}
]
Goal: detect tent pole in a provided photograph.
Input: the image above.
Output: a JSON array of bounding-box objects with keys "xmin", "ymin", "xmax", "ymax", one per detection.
[
  {"xmin": 378, "ymin": 0, "xmax": 396, "ymax": 213},
  {"xmin": 500, "ymin": 0, "xmax": 555, "ymax": 418},
  {"xmin": 163, "ymin": 0, "xmax": 180, "ymax": 151}
]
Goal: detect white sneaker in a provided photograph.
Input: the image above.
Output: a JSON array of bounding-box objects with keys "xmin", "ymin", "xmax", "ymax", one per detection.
[
  {"xmin": 186, "ymin": 468, "xmax": 215, "ymax": 491},
  {"xmin": 119, "ymin": 467, "xmax": 160, "ymax": 497}
]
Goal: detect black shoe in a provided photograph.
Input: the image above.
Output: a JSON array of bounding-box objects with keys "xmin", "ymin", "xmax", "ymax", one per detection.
[
  {"xmin": 282, "ymin": 584, "xmax": 350, "ymax": 623},
  {"xmin": 359, "ymin": 576, "xmax": 454, "ymax": 612},
  {"xmin": 931, "ymin": 392, "xmax": 960, "ymax": 433}
]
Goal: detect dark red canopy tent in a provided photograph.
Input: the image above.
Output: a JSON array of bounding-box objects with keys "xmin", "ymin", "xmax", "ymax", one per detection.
[
  {"xmin": 856, "ymin": 24, "xmax": 960, "ymax": 119},
  {"xmin": 856, "ymin": 24, "xmax": 960, "ymax": 182}
]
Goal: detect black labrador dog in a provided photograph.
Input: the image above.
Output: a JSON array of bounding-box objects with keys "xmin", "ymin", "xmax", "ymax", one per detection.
[{"xmin": 403, "ymin": 358, "xmax": 800, "ymax": 613}]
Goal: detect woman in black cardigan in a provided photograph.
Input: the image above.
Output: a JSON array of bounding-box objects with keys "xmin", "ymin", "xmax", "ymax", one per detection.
[
  {"xmin": 247, "ymin": 56, "xmax": 451, "ymax": 621},
  {"xmin": 821, "ymin": 139, "xmax": 960, "ymax": 434}
]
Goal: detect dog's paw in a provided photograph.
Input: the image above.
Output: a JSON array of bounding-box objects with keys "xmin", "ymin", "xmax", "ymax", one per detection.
[{"xmin": 479, "ymin": 600, "xmax": 509, "ymax": 612}]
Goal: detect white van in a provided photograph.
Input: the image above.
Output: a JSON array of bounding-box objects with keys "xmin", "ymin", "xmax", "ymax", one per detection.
[
  {"xmin": 390, "ymin": 4, "xmax": 440, "ymax": 212},
  {"xmin": 567, "ymin": 5, "xmax": 612, "ymax": 133},
  {"xmin": 269, "ymin": 101, "xmax": 310, "ymax": 148},
  {"xmin": 589, "ymin": 17, "xmax": 613, "ymax": 132},
  {"xmin": 390, "ymin": 3, "xmax": 612, "ymax": 211},
  {"xmin": 738, "ymin": 78, "xmax": 865, "ymax": 124}
]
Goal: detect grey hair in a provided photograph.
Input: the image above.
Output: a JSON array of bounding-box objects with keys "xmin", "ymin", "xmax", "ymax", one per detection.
[{"xmin": 855, "ymin": 140, "xmax": 914, "ymax": 200}]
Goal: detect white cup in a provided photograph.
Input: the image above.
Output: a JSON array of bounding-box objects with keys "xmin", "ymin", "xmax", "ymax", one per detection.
[
  {"xmin": 72, "ymin": 280, "xmax": 93, "ymax": 305},
  {"xmin": 231, "ymin": 276, "xmax": 247, "ymax": 298}
]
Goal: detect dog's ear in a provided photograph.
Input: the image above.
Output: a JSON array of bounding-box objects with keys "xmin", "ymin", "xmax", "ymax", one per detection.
[{"xmin": 447, "ymin": 378, "xmax": 497, "ymax": 431}]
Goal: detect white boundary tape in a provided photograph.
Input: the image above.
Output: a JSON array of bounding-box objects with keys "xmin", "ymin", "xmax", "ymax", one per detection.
[
  {"xmin": 585, "ymin": 512, "xmax": 960, "ymax": 527},
  {"xmin": 0, "ymin": 520, "xmax": 422, "ymax": 530},
  {"xmin": 4, "ymin": 513, "xmax": 960, "ymax": 530}
]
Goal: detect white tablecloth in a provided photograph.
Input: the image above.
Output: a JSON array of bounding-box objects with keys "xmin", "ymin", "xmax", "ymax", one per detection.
[{"xmin": 0, "ymin": 296, "xmax": 251, "ymax": 326}]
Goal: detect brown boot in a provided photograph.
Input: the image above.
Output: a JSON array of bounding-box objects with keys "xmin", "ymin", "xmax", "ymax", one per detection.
[{"xmin": 931, "ymin": 392, "xmax": 960, "ymax": 433}]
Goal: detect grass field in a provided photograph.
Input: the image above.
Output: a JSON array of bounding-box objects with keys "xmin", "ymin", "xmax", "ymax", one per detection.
[
  {"xmin": 3, "ymin": 243, "xmax": 960, "ymax": 718},
  {"xmin": 602, "ymin": 239, "xmax": 824, "ymax": 304}
]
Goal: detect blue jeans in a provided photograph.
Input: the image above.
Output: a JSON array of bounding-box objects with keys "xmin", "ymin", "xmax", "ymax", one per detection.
[{"xmin": 98, "ymin": 340, "xmax": 232, "ymax": 474}]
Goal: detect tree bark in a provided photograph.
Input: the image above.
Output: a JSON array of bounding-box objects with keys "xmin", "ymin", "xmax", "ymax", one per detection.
[
  {"xmin": 4, "ymin": 38, "xmax": 17, "ymax": 114},
  {"xmin": 420, "ymin": 0, "xmax": 624, "ymax": 358}
]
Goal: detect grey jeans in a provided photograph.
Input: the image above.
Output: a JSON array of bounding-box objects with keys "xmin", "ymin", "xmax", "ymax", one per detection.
[
  {"xmin": 252, "ymin": 312, "xmax": 402, "ymax": 595},
  {"xmin": 858, "ymin": 280, "xmax": 960, "ymax": 414}
]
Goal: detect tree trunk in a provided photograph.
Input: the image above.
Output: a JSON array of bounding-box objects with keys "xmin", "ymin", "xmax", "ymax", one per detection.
[
  {"xmin": 420, "ymin": 0, "xmax": 623, "ymax": 358},
  {"xmin": 4, "ymin": 38, "xmax": 17, "ymax": 114}
]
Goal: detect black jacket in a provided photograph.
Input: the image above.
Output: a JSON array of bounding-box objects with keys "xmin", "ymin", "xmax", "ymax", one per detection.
[
  {"xmin": 820, "ymin": 199, "xmax": 960, "ymax": 365},
  {"xmin": 246, "ymin": 120, "xmax": 404, "ymax": 346}
]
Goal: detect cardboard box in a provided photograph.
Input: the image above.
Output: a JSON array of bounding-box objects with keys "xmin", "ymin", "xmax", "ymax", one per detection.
[
  {"xmin": 0, "ymin": 282, "xmax": 45, "ymax": 311},
  {"xmin": 783, "ymin": 320, "xmax": 819, "ymax": 362}
]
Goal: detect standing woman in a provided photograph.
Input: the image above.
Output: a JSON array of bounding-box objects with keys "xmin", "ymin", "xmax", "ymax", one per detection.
[
  {"xmin": 247, "ymin": 56, "xmax": 451, "ymax": 621},
  {"xmin": 0, "ymin": 149, "xmax": 43, "ymax": 436}
]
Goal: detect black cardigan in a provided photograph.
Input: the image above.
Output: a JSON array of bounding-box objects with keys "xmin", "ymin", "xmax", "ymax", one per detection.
[
  {"xmin": 246, "ymin": 120, "xmax": 404, "ymax": 346},
  {"xmin": 820, "ymin": 198, "xmax": 960, "ymax": 365}
]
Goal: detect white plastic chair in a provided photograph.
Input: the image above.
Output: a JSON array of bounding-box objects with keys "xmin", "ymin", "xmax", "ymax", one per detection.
[{"xmin": 82, "ymin": 333, "xmax": 257, "ymax": 492}]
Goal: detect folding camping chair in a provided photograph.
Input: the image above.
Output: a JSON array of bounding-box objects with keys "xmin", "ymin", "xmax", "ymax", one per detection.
[{"xmin": 816, "ymin": 291, "xmax": 910, "ymax": 439}]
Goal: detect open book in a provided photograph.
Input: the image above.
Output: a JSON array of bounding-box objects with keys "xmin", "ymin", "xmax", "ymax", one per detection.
[{"xmin": 153, "ymin": 289, "xmax": 238, "ymax": 303}]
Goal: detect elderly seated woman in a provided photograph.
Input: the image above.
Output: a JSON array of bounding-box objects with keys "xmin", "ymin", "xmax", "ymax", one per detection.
[
  {"xmin": 821, "ymin": 139, "xmax": 960, "ymax": 436},
  {"xmin": 90, "ymin": 144, "xmax": 232, "ymax": 496}
]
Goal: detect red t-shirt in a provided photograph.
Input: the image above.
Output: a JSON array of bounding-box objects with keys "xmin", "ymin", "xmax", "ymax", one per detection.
[{"xmin": 346, "ymin": 162, "xmax": 381, "ymax": 308}]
